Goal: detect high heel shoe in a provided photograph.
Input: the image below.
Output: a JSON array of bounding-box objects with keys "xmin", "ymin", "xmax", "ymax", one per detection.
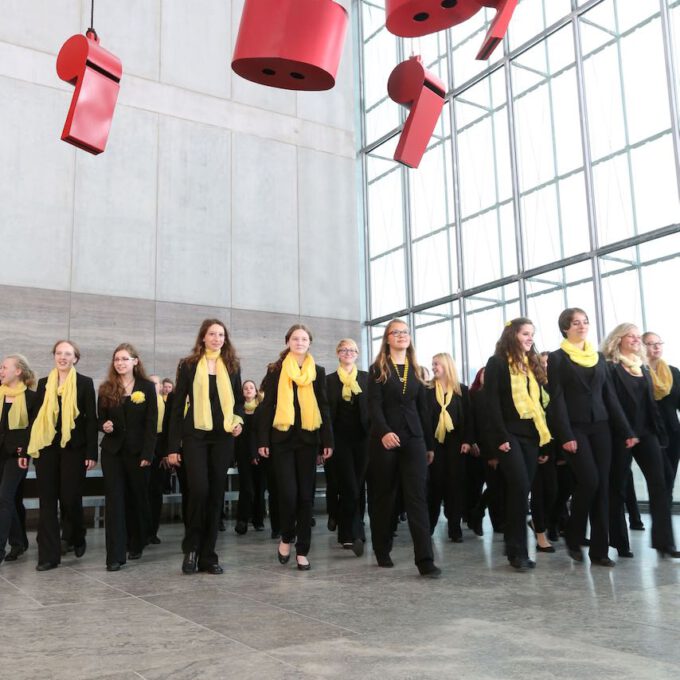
[
  {"xmin": 536, "ymin": 544, "xmax": 555, "ymax": 553},
  {"xmin": 277, "ymin": 542, "xmax": 291, "ymax": 564},
  {"xmin": 657, "ymin": 547, "xmax": 680, "ymax": 558},
  {"xmin": 296, "ymin": 556, "xmax": 311, "ymax": 571}
]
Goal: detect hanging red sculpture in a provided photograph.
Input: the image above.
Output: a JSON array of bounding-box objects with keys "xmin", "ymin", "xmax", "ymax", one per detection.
[
  {"xmin": 388, "ymin": 56, "xmax": 446, "ymax": 169},
  {"xmin": 232, "ymin": 0, "xmax": 348, "ymax": 91},
  {"xmin": 385, "ymin": 0, "xmax": 518, "ymax": 59},
  {"xmin": 56, "ymin": 30, "xmax": 122, "ymax": 155}
]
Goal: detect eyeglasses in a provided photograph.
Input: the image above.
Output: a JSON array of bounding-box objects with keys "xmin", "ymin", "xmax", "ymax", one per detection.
[
  {"xmin": 389, "ymin": 330, "xmax": 410, "ymax": 337},
  {"xmin": 338, "ymin": 349, "xmax": 358, "ymax": 355},
  {"xmin": 644, "ymin": 342, "xmax": 664, "ymax": 348}
]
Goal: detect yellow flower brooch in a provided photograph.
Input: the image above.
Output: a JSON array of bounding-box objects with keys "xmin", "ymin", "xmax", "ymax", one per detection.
[{"xmin": 130, "ymin": 391, "xmax": 146, "ymax": 404}]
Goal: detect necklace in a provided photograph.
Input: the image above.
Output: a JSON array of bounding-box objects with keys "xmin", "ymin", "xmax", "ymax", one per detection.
[
  {"xmin": 390, "ymin": 356, "xmax": 409, "ymax": 395},
  {"xmin": 121, "ymin": 378, "xmax": 134, "ymax": 394}
]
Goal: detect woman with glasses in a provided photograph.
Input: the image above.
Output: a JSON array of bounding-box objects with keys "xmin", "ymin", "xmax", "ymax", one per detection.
[
  {"xmin": 326, "ymin": 339, "xmax": 369, "ymax": 556},
  {"xmin": 643, "ymin": 331, "xmax": 680, "ymax": 502},
  {"xmin": 367, "ymin": 319, "xmax": 440, "ymax": 577},
  {"xmin": 603, "ymin": 324, "xmax": 679, "ymax": 558}
]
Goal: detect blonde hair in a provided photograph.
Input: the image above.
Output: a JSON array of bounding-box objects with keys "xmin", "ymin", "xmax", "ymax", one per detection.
[
  {"xmin": 336, "ymin": 338, "xmax": 359, "ymax": 354},
  {"xmin": 3, "ymin": 354, "xmax": 36, "ymax": 389},
  {"xmin": 430, "ymin": 353, "xmax": 462, "ymax": 396},
  {"xmin": 371, "ymin": 319, "xmax": 426, "ymax": 385},
  {"xmin": 601, "ymin": 323, "xmax": 646, "ymax": 364}
]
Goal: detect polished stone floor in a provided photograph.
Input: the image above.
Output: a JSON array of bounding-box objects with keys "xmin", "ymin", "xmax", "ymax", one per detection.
[{"xmin": 1, "ymin": 512, "xmax": 679, "ymax": 679}]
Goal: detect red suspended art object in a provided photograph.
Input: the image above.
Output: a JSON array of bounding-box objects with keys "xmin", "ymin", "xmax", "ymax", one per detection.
[
  {"xmin": 388, "ymin": 56, "xmax": 446, "ymax": 169},
  {"xmin": 231, "ymin": 0, "xmax": 348, "ymax": 91},
  {"xmin": 56, "ymin": 30, "xmax": 122, "ymax": 154},
  {"xmin": 385, "ymin": 0, "xmax": 518, "ymax": 59}
]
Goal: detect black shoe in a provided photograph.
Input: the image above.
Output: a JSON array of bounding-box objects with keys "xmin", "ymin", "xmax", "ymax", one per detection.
[
  {"xmin": 277, "ymin": 543, "xmax": 291, "ymax": 564},
  {"xmin": 376, "ymin": 554, "xmax": 394, "ymax": 568},
  {"xmin": 148, "ymin": 535, "xmax": 161, "ymax": 545},
  {"xmin": 656, "ymin": 547, "xmax": 680, "ymax": 558},
  {"xmin": 617, "ymin": 548, "xmax": 634, "ymax": 558},
  {"xmin": 327, "ymin": 517, "xmax": 337, "ymax": 532},
  {"xmin": 351, "ymin": 538, "xmax": 364, "ymax": 557},
  {"xmin": 182, "ymin": 552, "xmax": 198, "ymax": 574},
  {"xmin": 4, "ymin": 545, "xmax": 25, "ymax": 562},
  {"xmin": 36, "ymin": 561, "xmax": 59, "ymax": 571},
  {"xmin": 127, "ymin": 551, "xmax": 142, "ymax": 560},
  {"xmin": 106, "ymin": 562, "xmax": 122, "ymax": 572},
  {"xmin": 582, "ymin": 538, "xmax": 591, "ymax": 547},
  {"xmin": 74, "ymin": 541, "xmax": 86, "ymax": 558},
  {"xmin": 536, "ymin": 544, "xmax": 555, "ymax": 553},
  {"xmin": 199, "ymin": 564, "xmax": 224, "ymax": 574},
  {"xmin": 235, "ymin": 520, "xmax": 248, "ymax": 535},
  {"xmin": 509, "ymin": 557, "xmax": 531, "ymax": 572},
  {"xmin": 253, "ymin": 524, "xmax": 265, "ymax": 532},
  {"xmin": 417, "ymin": 561, "xmax": 442, "ymax": 578},
  {"xmin": 399, "ymin": 512, "xmax": 407, "ymax": 523},
  {"xmin": 468, "ymin": 513, "xmax": 484, "ymax": 536},
  {"xmin": 296, "ymin": 556, "xmax": 311, "ymax": 571},
  {"xmin": 568, "ymin": 548, "xmax": 584, "ymax": 563},
  {"xmin": 591, "ymin": 557, "xmax": 616, "ymax": 567},
  {"xmin": 218, "ymin": 519, "xmax": 226, "ymax": 532},
  {"xmin": 547, "ymin": 528, "xmax": 559, "ymax": 542},
  {"xmin": 60, "ymin": 540, "xmax": 73, "ymax": 555},
  {"xmin": 310, "ymin": 517, "xmax": 316, "ymax": 527},
  {"xmin": 271, "ymin": 530, "xmax": 281, "ymax": 540},
  {"xmin": 629, "ymin": 521, "xmax": 645, "ymax": 531}
]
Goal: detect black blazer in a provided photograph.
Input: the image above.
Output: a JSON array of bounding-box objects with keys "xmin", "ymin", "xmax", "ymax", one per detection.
[
  {"xmin": 98, "ymin": 378, "xmax": 158, "ymax": 462},
  {"xmin": 656, "ymin": 364, "xmax": 680, "ymax": 435},
  {"xmin": 236, "ymin": 408, "xmax": 259, "ymax": 462},
  {"xmin": 469, "ymin": 388, "xmax": 495, "ymax": 459},
  {"xmin": 257, "ymin": 365, "xmax": 333, "ymax": 449},
  {"xmin": 168, "ymin": 360, "xmax": 244, "ymax": 454},
  {"xmin": 367, "ymin": 363, "xmax": 434, "ymax": 450},
  {"xmin": 326, "ymin": 369, "xmax": 369, "ymax": 435},
  {"xmin": 547, "ymin": 349, "xmax": 633, "ymax": 445},
  {"xmin": 32, "ymin": 372, "xmax": 98, "ymax": 461},
  {"xmin": 426, "ymin": 383, "xmax": 474, "ymax": 448},
  {"xmin": 607, "ymin": 362, "xmax": 666, "ymax": 444},
  {"xmin": 484, "ymin": 354, "xmax": 547, "ymax": 449},
  {"xmin": 0, "ymin": 389, "xmax": 40, "ymax": 456}
]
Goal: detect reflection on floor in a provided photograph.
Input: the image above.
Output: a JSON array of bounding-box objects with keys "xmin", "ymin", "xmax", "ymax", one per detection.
[{"xmin": 1, "ymin": 513, "xmax": 679, "ymax": 679}]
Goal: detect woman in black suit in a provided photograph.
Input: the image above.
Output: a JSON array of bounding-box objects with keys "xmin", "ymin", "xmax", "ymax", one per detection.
[
  {"xmin": 27, "ymin": 340, "xmax": 98, "ymax": 571},
  {"xmin": 168, "ymin": 319, "xmax": 244, "ymax": 575},
  {"xmin": 426, "ymin": 352, "xmax": 473, "ymax": 541},
  {"xmin": 0, "ymin": 354, "xmax": 38, "ymax": 564},
  {"xmin": 326, "ymin": 338, "xmax": 368, "ymax": 556},
  {"xmin": 147, "ymin": 375, "xmax": 171, "ymax": 544},
  {"xmin": 547, "ymin": 308, "xmax": 636, "ymax": 566},
  {"xmin": 367, "ymin": 318, "xmax": 439, "ymax": 577},
  {"xmin": 603, "ymin": 323, "xmax": 679, "ymax": 558},
  {"xmin": 98, "ymin": 344, "xmax": 157, "ymax": 571},
  {"xmin": 484, "ymin": 318, "xmax": 551, "ymax": 572},
  {"xmin": 643, "ymin": 331, "xmax": 680, "ymax": 503},
  {"xmin": 258, "ymin": 324, "xmax": 333, "ymax": 571}
]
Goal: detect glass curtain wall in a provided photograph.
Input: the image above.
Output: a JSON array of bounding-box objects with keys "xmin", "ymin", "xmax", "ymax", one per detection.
[{"xmin": 358, "ymin": 0, "xmax": 680, "ymax": 500}]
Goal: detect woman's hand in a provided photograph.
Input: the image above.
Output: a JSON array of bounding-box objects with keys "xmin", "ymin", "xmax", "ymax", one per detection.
[
  {"xmin": 140, "ymin": 459, "xmax": 151, "ymax": 468},
  {"xmin": 102, "ymin": 420, "xmax": 114, "ymax": 434},
  {"xmin": 538, "ymin": 455, "xmax": 549, "ymax": 464},
  {"xmin": 562, "ymin": 440, "xmax": 577, "ymax": 453},
  {"xmin": 322, "ymin": 448, "xmax": 333, "ymax": 461},
  {"xmin": 232, "ymin": 424, "xmax": 243, "ymax": 437},
  {"xmin": 461, "ymin": 444, "xmax": 471, "ymax": 455},
  {"xmin": 471, "ymin": 443, "xmax": 481, "ymax": 457},
  {"xmin": 381, "ymin": 433, "xmax": 400, "ymax": 450},
  {"xmin": 498, "ymin": 442, "xmax": 511, "ymax": 453},
  {"xmin": 258, "ymin": 447, "xmax": 270, "ymax": 458},
  {"xmin": 625, "ymin": 437, "xmax": 639, "ymax": 449},
  {"xmin": 17, "ymin": 457, "xmax": 29, "ymax": 470},
  {"xmin": 159, "ymin": 456, "xmax": 171, "ymax": 469},
  {"xmin": 426, "ymin": 451, "xmax": 434, "ymax": 465},
  {"xmin": 85, "ymin": 459, "xmax": 97, "ymax": 471},
  {"xmin": 168, "ymin": 453, "xmax": 182, "ymax": 466}
]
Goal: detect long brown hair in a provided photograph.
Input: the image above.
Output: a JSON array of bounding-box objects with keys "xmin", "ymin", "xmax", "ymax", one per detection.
[
  {"xmin": 99, "ymin": 343, "xmax": 151, "ymax": 407},
  {"xmin": 267, "ymin": 324, "xmax": 313, "ymax": 373},
  {"xmin": 184, "ymin": 318, "xmax": 240, "ymax": 373},
  {"xmin": 371, "ymin": 319, "xmax": 426, "ymax": 385},
  {"xmin": 494, "ymin": 317, "xmax": 546, "ymax": 385}
]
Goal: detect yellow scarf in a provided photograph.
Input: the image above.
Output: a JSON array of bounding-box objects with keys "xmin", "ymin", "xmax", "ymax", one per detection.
[
  {"xmin": 0, "ymin": 382, "xmax": 29, "ymax": 430},
  {"xmin": 560, "ymin": 339, "xmax": 599, "ymax": 367},
  {"xmin": 508, "ymin": 357, "xmax": 552, "ymax": 447},
  {"xmin": 649, "ymin": 359, "xmax": 673, "ymax": 400},
  {"xmin": 434, "ymin": 381, "xmax": 454, "ymax": 444},
  {"xmin": 28, "ymin": 367, "xmax": 79, "ymax": 457},
  {"xmin": 273, "ymin": 353, "xmax": 322, "ymax": 432},
  {"xmin": 192, "ymin": 350, "xmax": 242, "ymax": 433},
  {"xmin": 244, "ymin": 399, "xmax": 258, "ymax": 414},
  {"xmin": 619, "ymin": 354, "xmax": 643, "ymax": 377},
  {"xmin": 337, "ymin": 364, "xmax": 361, "ymax": 402},
  {"xmin": 156, "ymin": 393, "xmax": 165, "ymax": 433}
]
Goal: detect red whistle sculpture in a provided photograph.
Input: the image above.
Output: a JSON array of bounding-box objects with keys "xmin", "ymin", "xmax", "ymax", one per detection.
[
  {"xmin": 232, "ymin": 0, "xmax": 348, "ymax": 91},
  {"xmin": 56, "ymin": 30, "xmax": 122, "ymax": 154},
  {"xmin": 385, "ymin": 0, "xmax": 518, "ymax": 59},
  {"xmin": 388, "ymin": 56, "xmax": 446, "ymax": 169}
]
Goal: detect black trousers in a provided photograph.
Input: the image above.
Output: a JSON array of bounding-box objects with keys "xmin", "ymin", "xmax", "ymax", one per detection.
[
  {"xmin": 428, "ymin": 434, "xmax": 465, "ymax": 538},
  {"xmin": 662, "ymin": 429, "xmax": 680, "ymax": 503},
  {"xmin": 259, "ymin": 456, "xmax": 279, "ymax": 534},
  {"xmin": 496, "ymin": 434, "xmax": 538, "ymax": 561},
  {"xmin": 34, "ymin": 446, "xmax": 87, "ymax": 564},
  {"xmin": 368, "ymin": 436, "xmax": 433, "ymax": 565},
  {"xmin": 530, "ymin": 458, "xmax": 557, "ymax": 534},
  {"xmin": 0, "ymin": 452, "xmax": 28, "ymax": 555},
  {"xmin": 272, "ymin": 441, "xmax": 317, "ymax": 555},
  {"xmin": 464, "ymin": 455, "xmax": 486, "ymax": 521},
  {"xmin": 475, "ymin": 461, "xmax": 505, "ymax": 531},
  {"xmin": 624, "ymin": 469, "xmax": 642, "ymax": 526},
  {"xmin": 563, "ymin": 421, "xmax": 611, "ymax": 559},
  {"xmin": 236, "ymin": 452, "xmax": 266, "ymax": 526},
  {"xmin": 550, "ymin": 461, "xmax": 574, "ymax": 535},
  {"xmin": 182, "ymin": 436, "xmax": 233, "ymax": 566},
  {"xmin": 147, "ymin": 455, "xmax": 167, "ymax": 537},
  {"xmin": 324, "ymin": 456, "xmax": 339, "ymax": 522},
  {"xmin": 333, "ymin": 437, "xmax": 368, "ymax": 544},
  {"xmin": 610, "ymin": 433, "xmax": 675, "ymax": 552}
]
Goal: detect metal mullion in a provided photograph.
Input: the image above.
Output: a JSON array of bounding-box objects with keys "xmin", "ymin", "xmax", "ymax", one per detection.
[{"xmin": 659, "ymin": 0, "xmax": 680, "ymax": 200}]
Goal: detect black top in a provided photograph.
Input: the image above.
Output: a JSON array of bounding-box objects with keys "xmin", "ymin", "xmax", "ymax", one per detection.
[
  {"xmin": 98, "ymin": 378, "xmax": 158, "ymax": 462},
  {"xmin": 655, "ymin": 364, "xmax": 680, "ymax": 435},
  {"xmin": 367, "ymin": 363, "xmax": 434, "ymax": 450},
  {"xmin": 236, "ymin": 408, "xmax": 259, "ymax": 462},
  {"xmin": 257, "ymin": 364, "xmax": 334, "ymax": 449},
  {"xmin": 32, "ymin": 373, "xmax": 98, "ymax": 461},
  {"xmin": 168, "ymin": 360, "xmax": 245, "ymax": 454},
  {"xmin": 0, "ymin": 389, "xmax": 39, "ymax": 457},
  {"xmin": 426, "ymin": 384, "xmax": 474, "ymax": 449},
  {"xmin": 469, "ymin": 388, "xmax": 495, "ymax": 459},
  {"xmin": 546, "ymin": 349, "xmax": 633, "ymax": 445},
  {"xmin": 326, "ymin": 369, "xmax": 369, "ymax": 443}
]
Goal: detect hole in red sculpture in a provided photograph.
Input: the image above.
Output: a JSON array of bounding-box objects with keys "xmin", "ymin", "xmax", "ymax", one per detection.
[
  {"xmin": 441, "ymin": 0, "xmax": 457, "ymax": 7},
  {"xmin": 290, "ymin": 72, "xmax": 305, "ymax": 79},
  {"xmin": 262, "ymin": 68, "xmax": 276, "ymax": 76},
  {"xmin": 413, "ymin": 12, "xmax": 429, "ymax": 21}
]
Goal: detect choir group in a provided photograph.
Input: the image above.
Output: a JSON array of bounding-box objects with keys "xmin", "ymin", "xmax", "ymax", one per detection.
[{"xmin": 0, "ymin": 309, "xmax": 678, "ymax": 577}]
